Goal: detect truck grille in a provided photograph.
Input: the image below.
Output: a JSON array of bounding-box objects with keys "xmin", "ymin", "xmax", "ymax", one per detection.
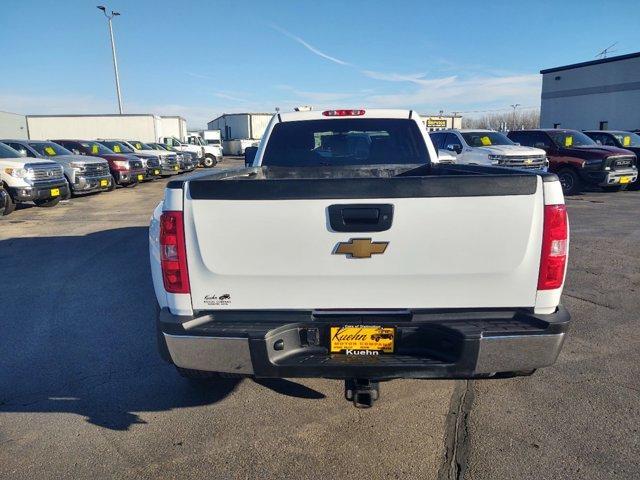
[
  {"xmin": 82, "ymin": 162, "xmax": 110, "ymax": 177},
  {"xmin": 609, "ymin": 155, "xmax": 636, "ymax": 170},
  {"xmin": 129, "ymin": 159, "xmax": 143, "ymax": 170},
  {"xmin": 160, "ymin": 155, "xmax": 177, "ymax": 167},
  {"xmin": 28, "ymin": 163, "xmax": 65, "ymax": 182},
  {"xmin": 145, "ymin": 157, "xmax": 160, "ymax": 168},
  {"xmin": 499, "ymin": 155, "xmax": 546, "ymax": 169}
]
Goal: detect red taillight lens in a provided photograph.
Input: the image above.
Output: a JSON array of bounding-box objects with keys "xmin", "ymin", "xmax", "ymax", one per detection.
[
  {"xmin": 160, "ymin": 211, "xmax": 190, "ymax": 294},
  {"xmin": 322, "ymin": 109, "xmax": 365, "ymax": 117},
  {"xmin": 538, "ymin": 204, "xmax": 568, "ymax": 290}
]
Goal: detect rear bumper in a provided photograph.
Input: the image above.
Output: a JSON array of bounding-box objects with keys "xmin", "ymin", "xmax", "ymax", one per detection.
[{"xmin": 157, "ymin": 307, "xmax": 570, "ymax": 379}]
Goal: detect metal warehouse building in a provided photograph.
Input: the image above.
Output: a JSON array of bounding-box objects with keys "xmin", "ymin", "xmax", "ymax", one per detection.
[
  {"xmin": 540, "ymin": 51, "xmax": 640, "ymax": 130},
  {"xmin": 0, "ymin": 110, "xmax": 28, "ymax": 138},
  {"xmin": 207, "ymin": 113, "xmax": 273, "ymax": 155}
]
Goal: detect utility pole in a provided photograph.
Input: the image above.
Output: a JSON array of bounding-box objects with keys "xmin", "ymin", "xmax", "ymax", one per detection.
[
  {"xmin": 510, "ymin": 104, "xmax": 521, "ymax": 130},
  {"xmin": 97, "ymin": 6, "xmax": 123, "ymax": 114}
]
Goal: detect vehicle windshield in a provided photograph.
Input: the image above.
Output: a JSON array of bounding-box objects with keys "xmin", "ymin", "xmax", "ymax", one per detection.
[
  {"xmin": 100, "ymin": 141, "xmax": 134, "ymax": 154},
  {"xmin": 461, "ymin": 131, "xmax": 514, "ymax": 147},
  {"xmin": 261, "ymin": 118, "xmax": 429, "ymax": 167},
  {"xmin": 28, "ymin": 142, "xmax": 73, "ymax": 156},
  {"xmin": 612, "ymin": 131, "xmax": 640, "ymax": 147},
  {"xmin": 548, "ymin": 130, "xmax": 595, "ymax": 148},
  {"xmin": 189, "ymin": 137, "xmax": 204, "ymax": 146},
  {"xmin": 130, "ymin": 141, "xmax": 154, "ymax": 150},
  {"xmin": 79, "ymin": 141, "xmax": 114, "ymax": 155},
  {"xmin": 0, "ymin": 142, "xmax": 21, "ymax": 158}
]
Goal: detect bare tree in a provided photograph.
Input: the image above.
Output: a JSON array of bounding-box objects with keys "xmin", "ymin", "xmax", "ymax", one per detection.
[{"xmin": 462, "ymin": 109, "xmax": 540, "ymax": 131}]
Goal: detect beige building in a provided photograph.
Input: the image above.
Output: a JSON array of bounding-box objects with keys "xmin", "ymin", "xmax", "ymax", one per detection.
[{"xmin": 420, "ymin": 113, "xmax": 463, "ymax": 132}]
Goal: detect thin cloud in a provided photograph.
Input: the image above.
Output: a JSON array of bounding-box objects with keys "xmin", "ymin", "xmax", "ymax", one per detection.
[
  {"xmin": 186, "ymin": 72, "xmax": 216, "ymax": 80},
  {"xmin": 270, "ymin": 24, "xmax": 350, "ymax": 66},
  {"xmin": 214, "ymin": 92, "xmax": 250, "ymax": 103}
]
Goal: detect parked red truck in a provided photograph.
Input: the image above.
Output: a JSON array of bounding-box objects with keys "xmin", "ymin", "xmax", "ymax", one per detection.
[{"xmin": 507, "ymin": 129, "xmax": 638, "ymax": 195}]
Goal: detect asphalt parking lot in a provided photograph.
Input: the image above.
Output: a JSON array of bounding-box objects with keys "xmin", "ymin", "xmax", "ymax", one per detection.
[{"xmin": 1, "ymin": 161, "xmax": 638, "ymax": 480}]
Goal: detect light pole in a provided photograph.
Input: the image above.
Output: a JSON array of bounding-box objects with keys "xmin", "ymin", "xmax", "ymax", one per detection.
[
  {"xmin": 510, "ymin": 104, "xmax": 521, "ymax": 130},
  {"xmin": 97, "ymin": 5, "xmax": 123, "ymax": 114}
]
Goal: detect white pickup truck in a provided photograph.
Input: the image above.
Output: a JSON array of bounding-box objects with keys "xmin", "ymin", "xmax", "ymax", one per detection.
[
  {"xmin": 150, "ymin": 109, "xmax": 570, "ymax": 407},
  {"xmin": 430, "ymin": 129, "xmax": 548, "ymax": 169}
]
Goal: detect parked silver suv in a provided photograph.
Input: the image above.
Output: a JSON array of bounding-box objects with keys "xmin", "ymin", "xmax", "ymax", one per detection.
[{"xmin": 2, "ymin": 140, "xmax": 112, "ymax": 196}]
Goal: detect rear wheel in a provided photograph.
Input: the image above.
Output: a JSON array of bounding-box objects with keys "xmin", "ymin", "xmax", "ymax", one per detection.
[
  {"xmin": 557, "ymin": 168, "xmax": 582, "ymax": 195},
  {"xmin": 34, "ymin": 197, "xmax": 61, "ymax": 208}
]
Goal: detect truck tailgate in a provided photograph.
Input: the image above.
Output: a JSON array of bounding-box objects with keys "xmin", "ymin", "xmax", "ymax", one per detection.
[{"xmin": 182, "ymin": 175, "xmax": 544, "ymax": 310}]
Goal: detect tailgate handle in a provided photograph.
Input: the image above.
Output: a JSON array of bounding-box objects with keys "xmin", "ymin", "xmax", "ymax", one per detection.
[{"xmin": 328, "ymin": 204, "xmax": 394, "ymax": 232}]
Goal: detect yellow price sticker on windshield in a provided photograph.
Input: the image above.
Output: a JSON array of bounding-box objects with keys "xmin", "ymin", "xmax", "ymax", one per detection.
[
  {"xmin": 113, "ymin": 145, "xmax": 121, "ymax": 153},
  {"xmin": 44, "ymin": 146, "xmax": 56, "ymax": 156},
  {"xmin": 623, "ymin": 136, "xmax": 631, "ymax": 146},
  {"xmin": 91, "ymin": 144, "xmax": 99, "ymax": 154},
  {"xmin": 480, "ymin": 136, "xmax": 492, "ymax": 146},
  {"xmin": 564, "ymin": 136, "xmax": 573, "ymax": 147},
  {"xmin": 135, "ymin": 143, "xmax": 142, "ymax": 149}
]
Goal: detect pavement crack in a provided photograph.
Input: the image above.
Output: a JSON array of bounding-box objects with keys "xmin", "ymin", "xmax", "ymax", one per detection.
[{"xmin": 438, "ymin": 380, "xmax": 475, "ymax": 480}]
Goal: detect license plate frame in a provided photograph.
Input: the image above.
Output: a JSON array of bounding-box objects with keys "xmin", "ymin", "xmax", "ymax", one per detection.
[{"xmin": 330, "ymin": 325, "xmax": 395, "ymax": 354}]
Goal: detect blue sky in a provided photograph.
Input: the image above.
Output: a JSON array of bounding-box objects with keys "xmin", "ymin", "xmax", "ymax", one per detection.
[{"xmin": 1, "ymin": 0, "xmax": 639, "ymax": 128}]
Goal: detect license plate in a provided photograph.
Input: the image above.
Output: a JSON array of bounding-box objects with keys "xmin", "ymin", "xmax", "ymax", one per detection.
[
  {"xmin": 154, "ymin": 169, "xmax": 160, "ymax": 175},
  {"xmin": 137, "ymin": 174, "xmax": 144, "ymax": 181},
  {"xmin": 330, "ymin": 325, "xmax": 395, "ymax": 354},
  {"xmin": 619, "ymin": 176, "xmax": 630, "ymax": 184},
  {"xmin": 100, "ymin": 179, "xmax": 108, "ymax": 187},
  {"xmin": 50, "ymin": 188, "xmax": 60, "ymax": 197},
  {"xmin": 174, "ymin": 165, "xmax": 179, "ymax": 171}
]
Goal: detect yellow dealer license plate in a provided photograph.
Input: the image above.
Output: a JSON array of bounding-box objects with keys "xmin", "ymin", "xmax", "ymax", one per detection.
[
  {"xmin": 154, "ymin": 169, "xmax": 160, "ymax": 175},
  {"xmin": 137, "ymin": 174, "xmax": 144, "ymax": 181},
  {"xmin": 330, "ymin": 325, "xmax": 395, "ymax": 354},
  {"xmin": 174, "ymin": 165, "xmax": 179, "ymax": 171},
  {"xmin": 100, "ymin": 179, "xmax": 108, "ymax": 187},
  {"xmin": 50, "ymin": 188, "xmax": 60, "ymax": 197},
  {"xmin": 619, "ymin": 176, "xmax": 630, "ymax": 184}
]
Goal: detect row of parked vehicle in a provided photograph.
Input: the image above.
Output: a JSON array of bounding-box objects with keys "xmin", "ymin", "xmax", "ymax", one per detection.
[
  {"xmin": 429, "ymin": 128, "xmax": 640, "ymax": 195},
  {"xmin": 0, "ymin": 138, "xmax": 209, "ymax": 216}
]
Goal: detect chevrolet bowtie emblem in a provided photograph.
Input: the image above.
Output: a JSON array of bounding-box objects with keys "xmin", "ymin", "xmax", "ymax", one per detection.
[{"xmin": 334, "ymin": 238, "xmax": 389, "ymax": 259}]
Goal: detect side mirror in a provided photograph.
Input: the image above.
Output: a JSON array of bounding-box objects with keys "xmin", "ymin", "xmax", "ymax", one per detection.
[
  {"xmin": 244, "ymin": 146, "xmax": 258, "ymax": 166},
  {"xmin": 446, "ymin": 143, "xmax": 462, "ymax": 154}
]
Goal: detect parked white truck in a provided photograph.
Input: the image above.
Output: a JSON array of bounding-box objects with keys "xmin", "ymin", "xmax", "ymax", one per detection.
[
  {"xmin": 150, "ymin": 109, "xmax": 570, "ymax": 407},
  {"xmin": 430, "ymin": 129, "xmax": 548, "ymax": 169},
  {"xmin": 161, "ymin": 136, "xmax": 222, "ymax": 168},
  {"xmin": 0, "ymin": 141, "xmax": 69, "ymax": 216}
]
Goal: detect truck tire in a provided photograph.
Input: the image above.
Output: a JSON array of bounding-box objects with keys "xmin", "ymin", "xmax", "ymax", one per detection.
[
  {"xmin": 107, "ymin": 175, "xmax": 116, "ymax": 192},
  {"xmin": 203, "ymin": 155, "xmax": 217, "ymax": 168},
  {"xmin": 556, "ymin": 168, "xmax": 582, "ymax": 195},
  {"xmin": 1, "ymin": 187, "xmax": 15, "ymax": 216},
  {"xmin": 34, "ymin": 197, "xmax": 61, "ymax": 208}
]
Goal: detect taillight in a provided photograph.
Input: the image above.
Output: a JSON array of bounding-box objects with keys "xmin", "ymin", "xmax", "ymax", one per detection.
[
  {"xmin": 322, "ymin": 109, "xmax": 365, "ymax": 117},
  {"xmin": 538, "ymin": 204, "xmax": 568, "ymax": 290},
  {"xmin": 160, "ymin": 211, "xmax": 190, "ymax": 294}
]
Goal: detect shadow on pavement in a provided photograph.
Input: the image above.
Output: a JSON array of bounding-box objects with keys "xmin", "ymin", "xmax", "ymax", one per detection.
[
  {"xmin": 0, "ymin": 227, "xmax": 243, "ymax": 431},
  {"xmin": 254, "ymin": 379, "xmax": 326, "ymax": 399}
]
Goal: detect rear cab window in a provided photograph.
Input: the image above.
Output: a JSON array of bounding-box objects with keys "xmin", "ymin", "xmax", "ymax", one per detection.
[{"xmin": 261, "ymin": 118, "xmax": 429, "ymax": 167}]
